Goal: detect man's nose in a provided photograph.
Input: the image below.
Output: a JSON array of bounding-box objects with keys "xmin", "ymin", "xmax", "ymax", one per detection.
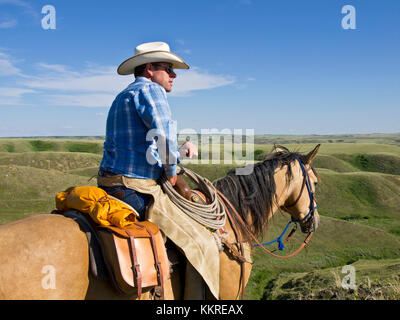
[{"xmin": 170, "ymin": 71, "xmax": 177, "ymax": 78}]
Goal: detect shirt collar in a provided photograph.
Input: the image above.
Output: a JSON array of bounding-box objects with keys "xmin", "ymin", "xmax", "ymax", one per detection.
[
  {"xmin": 134, "ymin": 76, "xmax": 152, "ymax": 83},
  {"xmin": 125, "ymin": 76, "xmax": 152, "ymax": 91}
]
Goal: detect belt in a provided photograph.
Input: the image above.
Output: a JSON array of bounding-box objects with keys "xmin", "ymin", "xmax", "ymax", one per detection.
[{"xmin": 98, "ymin": 170, "xmax": 118, "ymax": 177}]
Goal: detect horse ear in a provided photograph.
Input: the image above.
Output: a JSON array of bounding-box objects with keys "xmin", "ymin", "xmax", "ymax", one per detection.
[
  {"xmin": 273, "ymin": 144, "xmax": 288, "ymax": 153},
  {"xmin": 304, "ymin": 144, "xmax": 321, "ymax": 164}
]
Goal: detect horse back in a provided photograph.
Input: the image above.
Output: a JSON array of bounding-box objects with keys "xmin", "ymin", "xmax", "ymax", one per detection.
[{"xmin": 0, "ymin": 214, "xmax": 89, "ymax": 299}]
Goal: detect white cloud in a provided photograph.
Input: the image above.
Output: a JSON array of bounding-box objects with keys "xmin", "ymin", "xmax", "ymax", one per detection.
[
  {"xmin": 21, "ymin": 64, "xmax": 130, "ymax": 93},
  {"xmin": 0, "ymin": 87, "xmax": 34, "ymax": 96},
  {"xmin": 45, "ymin": 93, "xmax": 116, "ymax": 108},
  {"xmin": 0, "ymin": 18, "xmax": 17, "ymax": 29},
  {"xmin": 176, "ymin": 49, "xmax": 192, "ymax": 55},
  {"xmin": 0, "ymin": 0, "xmax": 39, "ymax": 18},
  {"xmin": 171, "ymin": 67, "xmax": 235, "ymax": 96},
  {"xmin": 0, "ymin": 0, "xmax": 31, "ymax": 7},
  {"xmin": 1, "ymin": 51, "xmax": 235, "ymax": 107},
  {"xmin": 36, "ymin": 62, "xmax": 71, "ymax": 73},
  {"xmin": 0, "ymin": 52, "xmax": 21, "ymax": 76},
  {"xmin": 22, "ymin": 64, "xmax": 235, "ymax": 98},
  {"xmin": 0, "ymin": 86, "xmax": 34, "ymax": 105}
]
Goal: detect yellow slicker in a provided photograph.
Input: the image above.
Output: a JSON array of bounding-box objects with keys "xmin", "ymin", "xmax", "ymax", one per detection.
[{"xmin": 55, "ymin": 186, "xmax": 136, "ymax": 227}]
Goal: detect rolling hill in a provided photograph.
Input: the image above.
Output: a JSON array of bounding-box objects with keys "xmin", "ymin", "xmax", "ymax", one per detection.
[{"xmin": 0, "ymin": 136, "xmax": 400, "ymax": 300}]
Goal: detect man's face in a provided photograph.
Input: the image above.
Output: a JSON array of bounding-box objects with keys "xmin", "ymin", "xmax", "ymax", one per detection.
[{"xmin": 148, "ymin": 62, "xmax": 177, "ymax": 92}]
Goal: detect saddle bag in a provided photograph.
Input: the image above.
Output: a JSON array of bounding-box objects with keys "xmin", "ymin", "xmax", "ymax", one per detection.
[{"xmin": 97, "ymin": 221, "xmax": 170, "ymax": 298}]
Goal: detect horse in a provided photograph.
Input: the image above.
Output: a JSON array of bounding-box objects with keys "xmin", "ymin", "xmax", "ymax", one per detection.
[{"xmin": 0, "ymin": 144, "xmax": 320, "ymax": 300}]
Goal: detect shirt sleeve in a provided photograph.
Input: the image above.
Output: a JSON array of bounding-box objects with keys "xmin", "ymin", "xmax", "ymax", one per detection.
[{"xmin": 135, "ymin": 83, "xmax": 180, "ymax": 176}]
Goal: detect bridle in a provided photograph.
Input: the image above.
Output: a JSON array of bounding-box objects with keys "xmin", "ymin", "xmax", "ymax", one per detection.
[
  {"xmin": 250, "ymin": 157, "xmax": 318, "ymax": 253},
  {"xmin": 283, "ymin": 157, "xmax": 318, "ymax": 230}
]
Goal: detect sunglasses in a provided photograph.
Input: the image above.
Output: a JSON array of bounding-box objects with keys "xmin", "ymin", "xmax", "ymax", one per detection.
[{"xmin": 152, "ymin": 63, "xmax": 175, "ymax": 75}]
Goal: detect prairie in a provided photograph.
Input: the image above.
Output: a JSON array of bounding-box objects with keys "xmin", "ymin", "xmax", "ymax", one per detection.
[{"xmin": 0, "ymin": 133, "xmax": 400, "ymax": 299}]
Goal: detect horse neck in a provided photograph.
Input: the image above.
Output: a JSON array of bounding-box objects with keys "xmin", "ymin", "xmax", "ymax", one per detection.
[{"xmin": 216, "ymin": 161, "xmax": 295, "ymax": 241}]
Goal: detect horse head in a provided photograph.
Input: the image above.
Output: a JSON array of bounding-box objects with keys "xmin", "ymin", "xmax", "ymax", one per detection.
[{"xmin": 278, "ymin": 144, "xmax": 320, "ymax": 234}]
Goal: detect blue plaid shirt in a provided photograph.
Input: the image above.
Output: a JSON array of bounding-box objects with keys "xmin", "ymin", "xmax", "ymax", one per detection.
[{"xmin": 99, "ymin": 77, "xmax": 180, "ymax": 179}]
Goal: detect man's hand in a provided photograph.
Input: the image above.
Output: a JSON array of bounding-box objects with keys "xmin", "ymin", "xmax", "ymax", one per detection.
[
  {"xmin": 167, "ymin": 175, "xmax": 177, "ymax": 186},
  {"xmin": 179, "ymin": 141, "xmax": 198, "ymax": 159}
]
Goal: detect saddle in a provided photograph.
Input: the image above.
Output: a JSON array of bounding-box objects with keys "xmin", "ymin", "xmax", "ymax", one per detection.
[
  {"xmin": 97, "ymin": 221, "xmax": 170, "ymax": 298},
  {"xmin": 54, "ymin": 186, "xmax": 170, "ymax": 299},
  {"xmin": 54, "ymin": 178, "xmax": 211, "ymax": 299}
]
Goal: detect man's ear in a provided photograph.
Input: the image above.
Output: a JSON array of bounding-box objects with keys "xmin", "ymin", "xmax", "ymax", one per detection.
[{"xmin": 144, "ymin": 63, "xmax": 153, "ymax": 77}]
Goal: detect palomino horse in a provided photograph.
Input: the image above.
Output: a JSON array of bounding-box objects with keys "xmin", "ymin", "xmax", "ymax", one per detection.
[{"xmin": 0, "ymin": 144, "xmax": 320, "ymax": 299}]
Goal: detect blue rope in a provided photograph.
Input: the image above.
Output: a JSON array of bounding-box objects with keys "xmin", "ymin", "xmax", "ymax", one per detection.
[{"xmin": 253, "ymin": 220, "xmax": 293, "ymax": 251}]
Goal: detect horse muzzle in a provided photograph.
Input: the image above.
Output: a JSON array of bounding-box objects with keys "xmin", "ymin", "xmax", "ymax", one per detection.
[{"xmin": 300, "ymin": 211, "xmax": 319, "ymax": 233}]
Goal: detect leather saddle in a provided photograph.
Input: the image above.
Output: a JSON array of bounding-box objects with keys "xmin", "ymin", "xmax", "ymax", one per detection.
[
  {"xmin": 59, "ymin": 177, "xmax": 206, "ymax": 299},
  {"xmin": 52, "ymin": 210, "xmax": 170, "ymax": 299},
  {"xmin": 97, "ymin": 221, "xmax": 170, "ymax": 299}
]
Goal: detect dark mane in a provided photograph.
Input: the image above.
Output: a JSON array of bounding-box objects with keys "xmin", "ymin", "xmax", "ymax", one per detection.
[{"xmin": 213, "ymin": 146, "xmax": 311, "ymax": 240}]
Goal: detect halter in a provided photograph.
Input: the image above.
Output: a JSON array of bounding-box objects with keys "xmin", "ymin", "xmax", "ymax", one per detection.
[{"xmin": 253, "ymin": 157, "xmax": 317, "ymax": 251}]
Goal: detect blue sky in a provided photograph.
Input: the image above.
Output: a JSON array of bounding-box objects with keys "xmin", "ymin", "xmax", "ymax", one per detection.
[{"xmin": 0, "ymin": 0, "xmax": 399, "ymax": 136}]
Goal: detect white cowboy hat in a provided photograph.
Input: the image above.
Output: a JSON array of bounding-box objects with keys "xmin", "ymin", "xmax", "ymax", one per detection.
[{"xmin": 117, "ymin": 41, "xmax": 190, "ymax": 75}]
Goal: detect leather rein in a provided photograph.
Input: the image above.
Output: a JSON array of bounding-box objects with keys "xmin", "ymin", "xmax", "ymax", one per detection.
[{"xmin": 216, "ymin": 158, "xmax": 317, "ymax": 299}]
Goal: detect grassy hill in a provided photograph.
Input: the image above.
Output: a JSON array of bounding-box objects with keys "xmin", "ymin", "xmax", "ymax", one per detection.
[
  {"xmin": 263, "ymin": 258, "xmax": 400, "ymax": 300},
  {"xmin": 0, "ymin": 138, "xmax": 103, "ymax": 154},
  {"xmin": 246, "ymin": 214, "xmax": 400, "ymax": 299},
  {"xmin": 1, "ymin": 135, "xmax": 400, "ymax": 300},
  {"xmin": 0, "ymin": 152, "xmax": 101, "ymax": 172},
  {"xmin": 0, "ymin": 164, "xmax": 97, "ymax": 224}
]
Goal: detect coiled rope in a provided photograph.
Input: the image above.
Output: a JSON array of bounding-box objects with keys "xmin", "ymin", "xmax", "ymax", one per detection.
[{"xmin": 159, "ymin": 166, "xmax": 226, "ymax": 231}]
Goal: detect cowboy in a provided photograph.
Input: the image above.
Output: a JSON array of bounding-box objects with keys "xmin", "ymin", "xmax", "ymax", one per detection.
[
  {"xmin": 98, "ymin": 41, "xmax": 197, "ymax": 220},
  {"xmin": 97, "ymin": 42, "xmax": 220, "ymax": 300}
]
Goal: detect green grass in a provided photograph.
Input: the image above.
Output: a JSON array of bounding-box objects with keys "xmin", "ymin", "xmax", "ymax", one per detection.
[
  {"xmin": 254, "ymin": 143, "xmax": 400, "ymax": 157},
  {"xmin": 316, "ymin": 169, "xmax": 400, "ymax": 218},
  {"xmin": 65, "ymin": 141, "xmax": 102, "ymax": 154},
  {"xmin": 1, "ymin": 136, "xmax": 400, "ymax": 300},
  {"xmin": 336, "ymin": 153, "xmax": 400, "ymax": 175},
  {"xmin": 0, "ymin": 138, "xmax": 103, "ymax": 154},
  {"xmin": 251, "ymin": 133, "xmax": 400, "ymax": 146},
  {"xmin": 0, "ymin": 164, "xmax": 97, "ymax": 224},
  {"xmin": 246, "ymin": 215, "xmax": 400, "ymax": 299},
  {"xmin": 312, "ymin": 155, "xmax": 358, "ymax": 172},
  {"xmin": 29, "ymin": 140, "xmax": 58, "ymax": 152},
  {"xmin": 0, "ymin": 152, "xmax": 101, "ymax": 172},
  {"xmin": 263, "ymin": 258, "xmax": 400, "ymax": 300}
]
